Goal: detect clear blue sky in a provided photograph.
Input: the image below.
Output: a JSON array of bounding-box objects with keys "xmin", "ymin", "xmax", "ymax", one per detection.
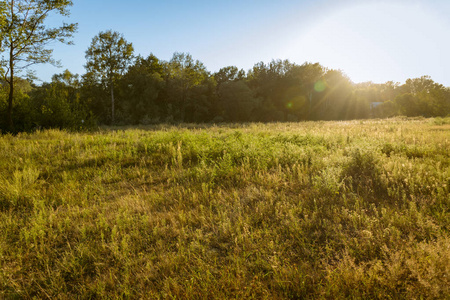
[{"xmin": 31, "ymin": 0, "xmax": 450, "ymax": 87}]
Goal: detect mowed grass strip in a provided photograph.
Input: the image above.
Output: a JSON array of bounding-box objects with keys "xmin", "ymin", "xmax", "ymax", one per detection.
[{"xmin": 0, "ymin": 118, "xmax": 449, "ymax": 299}]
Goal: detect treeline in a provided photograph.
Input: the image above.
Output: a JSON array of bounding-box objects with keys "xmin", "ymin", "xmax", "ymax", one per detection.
[{"xmin": 1, "ymin": 39, "xmax": 450, "ymax": 132}]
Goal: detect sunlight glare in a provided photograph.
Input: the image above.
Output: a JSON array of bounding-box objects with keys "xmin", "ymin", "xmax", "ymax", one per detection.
[{"xmin": 286, "ymin": 2, "xmax": 449, "ymax": 84}]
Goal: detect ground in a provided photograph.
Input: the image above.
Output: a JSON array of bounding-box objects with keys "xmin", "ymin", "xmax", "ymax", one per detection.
[{"xmin": 0, "ymin": 117, "xmax": 449, "ymax": 298}]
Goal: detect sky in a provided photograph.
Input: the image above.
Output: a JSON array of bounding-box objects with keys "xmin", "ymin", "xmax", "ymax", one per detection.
[{"xmin": 29, "ymin": 0, "xmax": 450, "ymax": 87}]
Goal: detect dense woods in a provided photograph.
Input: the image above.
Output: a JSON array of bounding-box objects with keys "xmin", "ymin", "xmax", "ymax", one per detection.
[{"xmin": 0, "ymin": 28, "xmax": 449, "ymax": 132}]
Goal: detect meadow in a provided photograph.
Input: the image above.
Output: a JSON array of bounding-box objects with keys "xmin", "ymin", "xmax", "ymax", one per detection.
[{"xmin": 0, "ymin": 117, "xmax": 449, "ymax": 299}]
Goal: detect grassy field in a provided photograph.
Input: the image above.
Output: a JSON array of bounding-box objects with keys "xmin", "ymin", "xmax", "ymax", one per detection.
[{"xmin": 0, "ymin": 118, "xmax": 449, "ymax": 299}]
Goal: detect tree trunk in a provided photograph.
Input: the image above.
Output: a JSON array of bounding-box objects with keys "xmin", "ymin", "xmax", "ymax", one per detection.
[
  {"xmin": 7, "ymin": 44, "xmax": 14, "ymax": 132},
  {"xmin": 308, "ymin": 91, "xmax": 312, "ymax": 120},
  {"xmin": 6, "ymin": 0, "xmax": 14, "ymax": 132},
  {"xmin": 111, "ymin": 83, "xmax": 115, "ymax": 124},
  {"xmin": 7, "ymin": 80, "xmax": 14, "ymax": 131}
]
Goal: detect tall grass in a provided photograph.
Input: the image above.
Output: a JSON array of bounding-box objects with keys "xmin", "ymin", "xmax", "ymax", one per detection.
[{"xmin": 0, "ymin": 118, "xmax": 449, "ymax": 298}]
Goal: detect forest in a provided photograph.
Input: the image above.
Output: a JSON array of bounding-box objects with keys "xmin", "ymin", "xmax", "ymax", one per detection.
[{"xmin": 1, "ymin": 29, "xmax": 449, "ymax": 133}]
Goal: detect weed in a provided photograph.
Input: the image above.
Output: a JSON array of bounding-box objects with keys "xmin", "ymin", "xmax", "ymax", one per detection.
[{"xmin": 0, "ymin": 118, "xmax": 448, "ymax": 298}]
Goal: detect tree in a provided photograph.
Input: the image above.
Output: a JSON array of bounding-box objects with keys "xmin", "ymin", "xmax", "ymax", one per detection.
[
  {"xmin": 85, "ymin": 30, "xmax": 134, "ymax": 123},
  {"xmin": 402, "ymin": 76, "xmax": 438, "ymax": 95},
  {"xmin": 119, "ymin": 54, "xmax": 164, "ymax": 124},
  {"xmin": 219, "ymin": 80, "xmax": 259, "ymax": 122},
  {"xmin": 394, "ymin": 93, "xmax": 420, "ymax": 116},
  {"xmin": 0, "ymin": 0, "xmax": 77, "ymax": 131},
  {"xmin": 320, "ymin": 69, "xmax": 356, "ymax": 120},
  {"xmin": 214, "ymin": 66, "xmax": 245, "ymax": 86},
  {"xmin": 164, "ymin": 52, "xmax": 209, "ymax": 122},
  {"xmin": 30, "ymin": 69, "xmax": 90, "ymax": 129}
]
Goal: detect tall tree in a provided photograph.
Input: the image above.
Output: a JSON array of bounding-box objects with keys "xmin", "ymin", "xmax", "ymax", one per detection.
[
  {"xmin": 214, "ymin": 66, "xmax": 245, "ymax": 86},
  {"xmin": 119, "ymin": 54, "xmax": 164, "ymax": 124},
  {"xmin": 0, "ymin": 0, "xmax": 77, "ymax": 131},
  {"xmin": 164, "ymin": 52, "xmax": 209, "ymax": 122},
  {"xmin": 85, "ymin": 30, "xmax": 134, "ymax": 124}
]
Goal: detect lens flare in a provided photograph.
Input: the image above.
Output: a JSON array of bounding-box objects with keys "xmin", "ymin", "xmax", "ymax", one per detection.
[{"xmin": 314, "ymin": 80, "xmax": 326, "ymax": 92}]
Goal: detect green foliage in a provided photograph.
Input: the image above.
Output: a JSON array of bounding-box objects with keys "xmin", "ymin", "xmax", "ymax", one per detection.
[
  {"xmin": 394, "ymin": 93, "xmax": 421, "ymax": 116},
  {"xmin": 373, "ymin": 100, "xmax": 398, "ymax": 118},
  {"xmin": 118, "ymin": 54, "xmax": 164, "ymax": 124},
  {"xmin": 85, "ymin": 30, "xmax": 134, "ymax": 123},
  {"xmin": 85, "ymin": 30, "xmax": 134, "ymax": 84},
  {"xmin": 391, "ymin": 77, "xmax": 450, "ymax": 118},
  {"xmin": 214, "ymin": 66, "xmax": 245, "ymax": 85},
  {"xmin": 30, "ymin": 70, "xmax": 95, "ymax": 129},
  {"xmin": 0, "ymin": 77, "xmax": 36, "ymax": 131},
  {"xmin": 1, "ymin": 47, "xmax": 449, "ymax": 132},
  {"xmin": 162, "ymin": 52, "xmax": 213, "ymax": 122},
  {"xmin": 0, "ymin": 0, "xmax": 77, "ymax": 131},
  {"xmin": 218, "ymin": 80, "xmax": 259, "ymax": 122}
]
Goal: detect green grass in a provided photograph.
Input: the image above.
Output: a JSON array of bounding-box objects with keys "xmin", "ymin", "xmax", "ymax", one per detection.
[{"xmin": 0, "ymin": 118, "xmax": 449, "ymax": 299}]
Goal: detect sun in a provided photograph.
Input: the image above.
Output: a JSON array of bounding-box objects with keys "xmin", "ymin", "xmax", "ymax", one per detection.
[{"xmin": 285, "ymin": 2, "xmax": 449, "ymax": 84}]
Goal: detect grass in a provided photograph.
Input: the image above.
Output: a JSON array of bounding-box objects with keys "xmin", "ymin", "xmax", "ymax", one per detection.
[{"xmin": 0, "ymin": 117, "xmax": 449, "ymax": 299}]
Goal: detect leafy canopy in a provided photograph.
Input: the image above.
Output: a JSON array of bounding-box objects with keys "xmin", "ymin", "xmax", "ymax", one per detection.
[
  {"xmin": 0, "ymin": 0, "xmax": 77, "ymax": 78},
  {"xmin": 85, "ymin": 30, "xmax": 134, "ymax": 84}
]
